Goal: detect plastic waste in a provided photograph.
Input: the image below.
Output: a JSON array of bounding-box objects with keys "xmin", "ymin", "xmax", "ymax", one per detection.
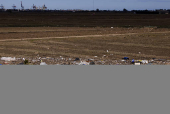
[
  {"xmin": 1, "ymin": 57, "xmax": 16, "ymax": 61},
  {"xmin": 79, "ymin": 61, "xmax": 89, "ymax": 65},
  {"xmin": 90, "ymin": 61, "xmax": 95, "ymax": 65},
  {"xmin": 141, "ymin": 60, "xmax": 148, "ymax": 64},
  {"xmin": 122, "ymin": 57, "xmax": 129, "ymax": 60},
  {"xmin": 135, "ymin": 63, "xmax": 140, "ymax": 65},
  {"xmin": 3, "ymin": 61, "xmax": 9, "ymax": 64},
  {"xmin": 40, "ymin": 62, "xmax": 47, "ymax": 65},
  {"xmin": 40, "ymin": 60, "xmax": 47, "ymax": 65},
  {"xmin": 132, "ymin": 59, "xmax": 135, "ymax": 63}
]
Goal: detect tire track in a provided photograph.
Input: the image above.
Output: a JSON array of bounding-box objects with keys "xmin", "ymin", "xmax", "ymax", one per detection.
[
  {"xmin": 0, "ymin": 33, "xmax": 136, "ymax": 42},
  {"xmin": 0, "ymin": 31, "xmax": 169, "ymax": 42}
]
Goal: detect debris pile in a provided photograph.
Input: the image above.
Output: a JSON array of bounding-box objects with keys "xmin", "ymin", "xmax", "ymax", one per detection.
[{"xmin": 0, "ymin": 56, "xmax": 169, "ymax": 65}]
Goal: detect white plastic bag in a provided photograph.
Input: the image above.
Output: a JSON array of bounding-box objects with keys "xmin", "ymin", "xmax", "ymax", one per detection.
[{"xmin": 40, "ymin": 62, "xmax": 47, "ymax": 65}]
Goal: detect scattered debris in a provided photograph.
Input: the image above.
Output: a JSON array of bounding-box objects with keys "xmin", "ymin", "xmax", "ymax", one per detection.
[
  {"xmin": 0, "ymin": 56, "xmax": 169, "ymax": 65},
  {"xmin": 90, "ymin": 61, "xmax": 95, "ymax": 65},
  {"xmin": 141, "ymin": 60, "xmax": 148, "ymax": 64},
  {"xmin": 3, "ymin": 61, "xmax": 9, "ymax": 65},
  {"xmin": 40, "ymin": 60, "xmax": 47, "ymax": 65},
  {"xmin": 158, "ymin": 59, "xmax": 166, "ymax": 61},
  {"xmin": 122, "ymin": 57, "xmax": 129, "ymax": 60},
  {"xmin": 1, "ymin": 57, "xmax": 16, "ymax": 61},
  {"xmin": 74, "ymin": 58, "xmax": 80, "ymax": 61},
  {"xmin": 79, "ymin": 61, "xmax": 89, "ymax": 65},
  {"xmin": 40, "ymin": 62, "xmax": 47, "ymax": 65},
  {"xmin": 18, "ymin": 63, "xmax": 24, "ymax": 65},
  {"xmin": 135, "ymin": 63, "xmax": 140, "ymax": 65},
  {"xmin": 132, "ymin": 59, "xmax": 135, "ymax": 63}
]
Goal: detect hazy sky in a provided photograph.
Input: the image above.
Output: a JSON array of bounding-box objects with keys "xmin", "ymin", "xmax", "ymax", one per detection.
[{"xmin": 1, "ymin": 0, "xmax": 170, "ymax": 10}]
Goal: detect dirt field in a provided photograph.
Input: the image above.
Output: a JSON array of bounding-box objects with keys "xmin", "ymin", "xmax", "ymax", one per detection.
[
  {"xmin": 0, "ymin": 12, "xmax": 170, "ymax": 64},
  {"xmin": 0, "ymin": 12, "xmax": 170, "ymax": 27},
  {"xmin": 0, "ymin": 27, "xmax": 170, "ymax": 65}
]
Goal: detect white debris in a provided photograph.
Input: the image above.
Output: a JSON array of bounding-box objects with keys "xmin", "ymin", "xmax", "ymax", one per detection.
[
  {"xmin": 40, "ymin": 62, "xmax": 47, "ymax": 65},
  {"xmin": 40, "ymin": 60, "xmax": 47, "ymax": 65},
  {"xmin": 32, "ymin": 60, "xmax": 37, "ymax": 62},
  {"xmin": 141, "ymin": 60, "xmax": 148, "ymax": 64},
  {"xmin": 107, "ymin": 50, "xmax": 109, "ymax": 53},
  {"xmin": 1, "ymin": 57, "xmax": 16, "ymax": 61},
  {"xmin": 22, "ymin": 58, "xmax": 25, "ymax": 61},
  {"xmin": 79, "ymin": 61, "xmax": 89, "ymax": 65},
  {"xmin": 94, "ymin": 56, "xmax": 98, "ymax": 57},
  {"xmin": 41, "ymin": 58, "xmax": 46, "ymax": 60},
  {"xmin": 135, "ymin": 63, "xmax": 140, "ymax": 65},
  {"xmin": 150, "ymin": 60, "xmax": 154, "ymax": 62},
  {"xmin": 111, "ymin": 27, "xmax": 113, "ymax": 28}
]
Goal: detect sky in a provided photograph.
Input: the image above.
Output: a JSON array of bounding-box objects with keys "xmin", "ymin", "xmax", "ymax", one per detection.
[{"xmin": 0, "ymin": 0, "xmax": 170, "ymax": 10}]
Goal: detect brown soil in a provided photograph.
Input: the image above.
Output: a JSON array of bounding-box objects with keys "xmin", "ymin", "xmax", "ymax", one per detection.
[
  {"xmin": 0, "ymin": 27, "xmax": 170, "ymax": 62},
  {"xmin": 0, "ymin": 12, "xmax": 170, "ymax": 27}
]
